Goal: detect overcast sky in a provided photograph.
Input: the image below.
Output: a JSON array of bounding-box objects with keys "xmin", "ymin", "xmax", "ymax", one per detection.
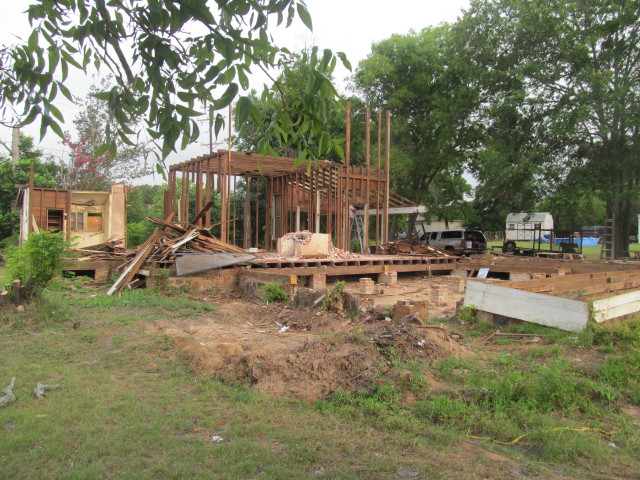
[{"xmin": 0, "ymin": 0, "xmax": 469, "ymax": 182}]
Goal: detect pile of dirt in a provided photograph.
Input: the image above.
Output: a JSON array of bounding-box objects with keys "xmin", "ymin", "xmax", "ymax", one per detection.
[{"xmin": 165, "ymin": 302, "xmax": 471, "ymax": 401}]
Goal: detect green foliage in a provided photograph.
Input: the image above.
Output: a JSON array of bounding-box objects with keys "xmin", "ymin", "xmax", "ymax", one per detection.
[
  {"xmin": 0, "ymin": 137, "xmax": 62, "ymax": 240},
  {"xmin": 457, "ymin": 306, "xmax": 477, "ymax": 324},
  {"xmin": 234, "ymin": 49, "xmax": 349, "ymax": 163},
  {"xmin": 260, "ymin": 283, "xmax": 289, "ymax": 303},
  {"xmin": 4, "ymin": 231, "xmax": 71, "ymax": 292},
  {"xmin": 457, "ymin": 0, "xmax": 640, "ymax": 253},
  {"xmin": 127, "ymin": 221, "xmax": 154, "ymax": 248},
  {"xmin": 78, "ymin": 290, "xmax": 216, "ymax": 314},
  {"xmin": 321, "ymin": 281, "xmax": 346, "ymax": 312},
  {"xmin": 354, "ymin": 26, "xmax": 476, "ymax": 222},
  {"xmin": 2, "ymin": 0, "xmax": 349, "ymax": 166},
  {"xmin": 416, "ymin": 396, "xmax": 467, "ymax": 423}
]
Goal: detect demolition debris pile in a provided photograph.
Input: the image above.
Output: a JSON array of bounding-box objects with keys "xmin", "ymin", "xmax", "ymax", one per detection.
[
  {"xmin": 377, "ymin": 240, "xmax": 456, "ymax": 257},
  {"xmin": 106, "ymin": 215, "xmax": 244, "ymax": 295}
]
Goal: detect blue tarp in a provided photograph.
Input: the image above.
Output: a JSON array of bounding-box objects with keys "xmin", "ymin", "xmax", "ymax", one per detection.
[{"xmin": 553, "ymin": 237, "xmax": 599, "ymax": 247}]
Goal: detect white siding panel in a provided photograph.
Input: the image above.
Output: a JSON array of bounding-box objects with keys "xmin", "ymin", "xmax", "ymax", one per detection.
[
  {"xmin": 592, "ymin": 290, "xmax": 640, "ymax": 323},
  {"xmin": 464, "ymin": 280, "xmax": 589, "ymax": 331}
]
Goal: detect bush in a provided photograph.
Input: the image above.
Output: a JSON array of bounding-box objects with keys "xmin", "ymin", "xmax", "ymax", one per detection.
[
  {"xmin": 260, "ymin": 282, "xmax": 289, "ymax": 303},
  {"xmin": 127, "ymin": 221, "xmax": 154, "ymax": 247},
  {"xmin": 4, "ymin": 231, "xmax": 71, "ymax": 293}
]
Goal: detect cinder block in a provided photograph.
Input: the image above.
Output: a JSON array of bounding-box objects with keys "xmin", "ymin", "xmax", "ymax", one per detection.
[
  {"xmin": 393, "ymin": 299, "xmax": 428, "ymax": 322},
  {"xmin": 431, "ymin": 284, "xmax": 447, "ymax": 306},
  {"xmin": 378, "ymin": 271, "xmax": 397, "ymax": 285},
  {"xmin": 510, "ymin": 273, "xmax": 532, "ymax": 282},
  {"xmin": 394, "ymin": 303, "xmax": 418, "ymax": 321},
  {"xmin": 359, "ymin": 278, "xmax": 375, "ymax": 295},
  {"xmin": 310, "ymin": 273, "xmax": 326, "ymax": 291}
]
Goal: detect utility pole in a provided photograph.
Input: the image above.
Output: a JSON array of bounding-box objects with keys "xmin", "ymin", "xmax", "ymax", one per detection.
[{"xmin": 11, "ymin": 127, "xmax": 20, "ymax": 167}]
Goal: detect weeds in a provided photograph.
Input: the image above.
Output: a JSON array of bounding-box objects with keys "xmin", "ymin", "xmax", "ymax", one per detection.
[
  {"xmin": 321, "ymin": 281, "xmax": 345, "ymax": 313},
  {"xmin": 260, "ymin": 282, "xmax": 289, "ymax": 303}
]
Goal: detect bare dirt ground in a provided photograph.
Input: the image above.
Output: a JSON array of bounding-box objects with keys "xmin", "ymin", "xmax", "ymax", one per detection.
[{"xmin": 154, "ymin": 289, "xmax": 469, "ymax": 401}]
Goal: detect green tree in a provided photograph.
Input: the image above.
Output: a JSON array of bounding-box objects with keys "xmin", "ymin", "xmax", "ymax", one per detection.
[
  {"xmin": 0, "ymin": 136, "xmax": 62, "ymax": 242},
  {"xmin": 457, "ymin": 0, "xmax": 640, "ymax": 255},
  {"xmin": 234, "ymin": 48, "xmax": 349, "ymax": 163},
  {"xmin": 353, "ymin": 26, "xmax": 479, "ymax": 221},
  {"xmin": 1, "ymin": 0, "xmax": 349, "ymax": 164}
]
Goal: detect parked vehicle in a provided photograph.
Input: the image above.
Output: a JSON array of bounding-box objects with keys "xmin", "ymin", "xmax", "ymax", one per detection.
[{"xmin": 420, "ymin": 228, "xmax": 487, "ymax": 255}]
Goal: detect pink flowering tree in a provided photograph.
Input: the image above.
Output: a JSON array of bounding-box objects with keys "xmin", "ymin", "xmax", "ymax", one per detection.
[
  {"xmin": 62, "ymin": 136, "xmax": 111, "ymax": 190},
  {"xmin": 61, "ymin": 77, "xmax": 154, "ymax": 191}
]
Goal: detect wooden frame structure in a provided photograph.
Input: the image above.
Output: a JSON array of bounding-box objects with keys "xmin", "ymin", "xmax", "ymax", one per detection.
[
  {"xmin": 165, "ymin": 107, "xmax": 422, "ymax": 251},
  {"xmin": 15, "ymin": 167, "xmax": 127, "ymax": 249}
]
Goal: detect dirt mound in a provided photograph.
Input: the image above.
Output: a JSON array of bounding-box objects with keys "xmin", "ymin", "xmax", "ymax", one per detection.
[{"xmin": 165, "ymin": 302, "xmax": 471, "ymax": 401}]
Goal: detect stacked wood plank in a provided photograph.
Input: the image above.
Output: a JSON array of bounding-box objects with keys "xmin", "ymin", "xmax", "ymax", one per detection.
[
  {"xmin": 376, "ymin": 241, "xmax": 457, "ymax": 257},
  {"xmin": 73, "ymin": 239, "xmax": 131, "ymax": 262}
]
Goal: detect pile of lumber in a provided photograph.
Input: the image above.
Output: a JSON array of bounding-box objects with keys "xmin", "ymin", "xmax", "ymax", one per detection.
[
  {"xmin": 107, "ymin": 213, "xmax": 245, "ymax": 295},
  {"xmin": 376, "ymin": 241, "xmax": 457, "ymax": 257},
  {"xmin": 73, "ymin": 239, "xmax": 131, "ymax": 262},
  {"xmin": 145, "ymin": 216, "xmax": 244, "ymax": 262}
]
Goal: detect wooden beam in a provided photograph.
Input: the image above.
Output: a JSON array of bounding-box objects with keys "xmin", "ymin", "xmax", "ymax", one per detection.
[
  {"xmin": 243, "ymin": 176, "xmax": 251, "ymax": 248},
  {"xmin": 383, "ymin": 111, "xmax": 391, "ymax": 244}
]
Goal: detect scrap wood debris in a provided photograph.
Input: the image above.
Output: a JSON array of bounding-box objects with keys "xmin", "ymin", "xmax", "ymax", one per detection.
[
  {"xmin": 106, "ymin": 213, "xmax": 245, "ymax": 295},
  {"xmin": 376, "ymin": 241, "xmax": 457, "ymax": 257},
  {"xmin": 34, "ymin": 382, "xmax": 61, "ymax": 399},
  {"xmin": 0, "ymin": 377, "xmax": 16, "ymax": 407}
]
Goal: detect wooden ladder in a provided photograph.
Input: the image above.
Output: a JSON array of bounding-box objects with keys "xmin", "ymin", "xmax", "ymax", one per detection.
[{"xmin": 600, "ymin": 216, "xmax": 615, "ymax": 260}]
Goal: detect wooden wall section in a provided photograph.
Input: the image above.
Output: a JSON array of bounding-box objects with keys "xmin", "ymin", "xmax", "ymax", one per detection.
[{"xmin": 30, "ymin": 188, "xmax": 71, "ymax": 234}]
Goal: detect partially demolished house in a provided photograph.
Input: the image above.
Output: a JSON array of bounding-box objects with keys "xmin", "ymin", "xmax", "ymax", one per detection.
[
  {"xmin": 52, "ymin": 104, "xmax": 638, "ymax": 333},
  {"xmin": 15, "ymin": 172, "xmax": 126, "ymax": 249},
  {"xmin": 163, "ymin": 109, "xmax": 426, "ymax": 252}
]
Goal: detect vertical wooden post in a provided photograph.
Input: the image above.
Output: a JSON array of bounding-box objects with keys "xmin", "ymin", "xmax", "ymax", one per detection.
[
  {"xmin": 336, "ymin": 168, "xmax": 343, "ymax": 249},
  {"xmin": 196, "ymin": 160, "xmax": 203, "ymax": 227},
  {"xmin": 344, "ymin": 103, "xmax": 351, "ymax": 250},
  {"xmin": 66, "ymin": 189, "xmax": 72, "ymax": 241},
  {"xmin": 376, "ymin": 109, "xmax": 382, "ymax": 248},
  {"xmin": 265, "ymin": 178, "xmax": 272, "ymax": 250},
  {"xmin": 254, "ymin": 178, "xmax": 260, "ymax": 248},
  {"xmin": 364, "ymin": 107, "xmax": 371, "ymax": 253},
  {"xmin": 220, "ymin": 152, "xmax": 227, "ymax": 242},
  {"xmin": 180, "ymin": 169, "xmax": 188, "ymax": 224},
  {"xmin": 233, "ymin": 176, "xmax": 237, "ymax": 245},
  {"xmin": 384, "ymin": 111, "xmax": 391, "ymax": 244},
  {"xmin": 243, "ymin": 176, "xmax": 250, "ymax": 248},
  {"xmin": 326, "ymin": 167, "xmax": 333, "ymax": 237},
  {"xmin": 205, "ymin": 158, "xmax": 212, "ymax": 227}
]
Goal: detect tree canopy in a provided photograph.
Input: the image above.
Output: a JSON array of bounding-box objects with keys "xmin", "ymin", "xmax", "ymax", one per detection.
[
  {"xmin": 63, "ymin": 78, "xmax": 153, "ymax": 190},
  {"xmin": 0, "ymin": 0, "xmax": 349, "ymax": 164},
  {"xmin": 353, "ymin": 25, "xmax": 478, "ymax": 224},
  {"xmin": 456, "ymin": 0, "xmax": 640, "ymax": 253}
]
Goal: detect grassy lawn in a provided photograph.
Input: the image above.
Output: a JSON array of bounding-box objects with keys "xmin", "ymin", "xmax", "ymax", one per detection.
[
  {"xmin": 1, "ymin": 278, "xmax": 640, "ymax": 479},
  {"xmin": 486, "ymin": 241, "xmax": 640, "ymax": 260}
]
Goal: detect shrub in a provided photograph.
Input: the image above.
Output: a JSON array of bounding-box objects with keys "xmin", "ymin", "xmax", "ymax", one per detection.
[
  {"xmin": 4, "ymin": 231, "xmax": 71, "ymax": 293},
  {"xmin": 127, "ymin": 221, "xmax": 154, "ymax": 247},
  {"xmin": 260, "ymin": 282, "xmax": 289, "ymax": 303}
]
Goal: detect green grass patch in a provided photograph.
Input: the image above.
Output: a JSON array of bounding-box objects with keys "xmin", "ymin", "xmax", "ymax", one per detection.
[{"xmin": 1, "ymin": 282, "xmax": 640, "ymax": 478}]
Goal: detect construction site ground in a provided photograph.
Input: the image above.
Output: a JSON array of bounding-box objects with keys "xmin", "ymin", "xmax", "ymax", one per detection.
[{"xmin": 1, "ymin": 273, "xmax": 640, "ymax": 479}]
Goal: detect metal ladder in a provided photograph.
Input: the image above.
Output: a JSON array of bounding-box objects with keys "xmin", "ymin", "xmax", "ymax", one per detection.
[{"xmin": 350, "ymin": 214, "xmax": 365, "ymax": 253}]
